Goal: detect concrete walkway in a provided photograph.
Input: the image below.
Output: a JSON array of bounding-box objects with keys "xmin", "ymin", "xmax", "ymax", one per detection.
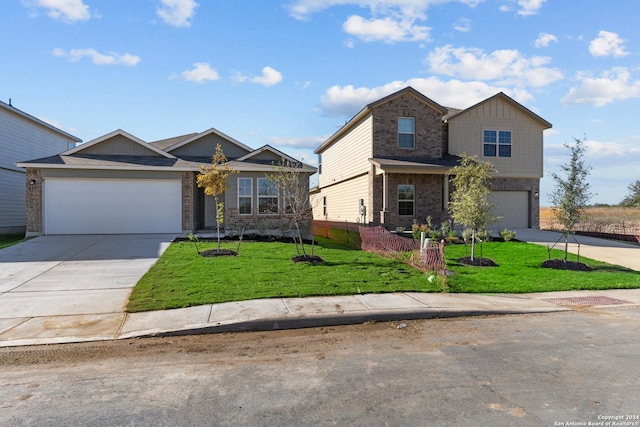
[{"xmin": 1, "ymin": 229, "xmax": 639, "ymax": 348}]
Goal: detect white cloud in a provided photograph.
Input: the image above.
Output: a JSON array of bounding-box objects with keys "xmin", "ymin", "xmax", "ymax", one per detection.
[
  {"xmin": 157, "ymin": 0, "xmax": 199, "ymax": 27},
  {"xmin": 52, "ymin": 48, "xmax": 141, "ymax": 66},
  {"xmin": 589, "ymin": 30, "xmax": 628, "ymax": 58},
  {"xmin": 516, "ymin": 0, "xmax": 545, "ymax": 16},
  {"xmin": 425, "ymin": 45, "xmax": 563, "ymax": 88},
  {"xmin": 453, "ymin": 17, "xmax": 471, "ymax": 33},
  {"xmin": 319, "ymin": 78, "xmax": 533, "ymax": 117},
  {"xmin": 560, "ymin": 67, "xmax": 640, "ymax": 107},
  {"xmin": 343, "ymin": 14, "xmax": 430, "ymax": 43},
  {"xmin": 286, "ymin": 1, "xmax": 482, "ymax": 43},
  {"xmin": 534, "ymin": 32, "xmax": 557, "ymax": 48},
  {"xmin": 22, "ymin": 0, "xmax": 91, "ymax": 23},
  {"xmin": 250, "ymin": 67, "xmax": 284, "ymax": 86},
  {"xmin": 180, "ymin": 62, "xmax": 219, "ymax": 83}
]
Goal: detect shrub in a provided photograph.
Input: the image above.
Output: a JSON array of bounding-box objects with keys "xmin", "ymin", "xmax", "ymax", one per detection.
[
  {"xmin": 411, "ymin": 223, "xmax": 430, "ymax": 240},
  {"xmin": 500, "ymin": 229, "xmax": 517, "ymax": 242}
]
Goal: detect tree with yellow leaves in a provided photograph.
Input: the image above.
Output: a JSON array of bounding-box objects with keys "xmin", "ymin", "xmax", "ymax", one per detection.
[{"xmin": 196, "ymin": 144, "xmax": 237, "ymax": 251}]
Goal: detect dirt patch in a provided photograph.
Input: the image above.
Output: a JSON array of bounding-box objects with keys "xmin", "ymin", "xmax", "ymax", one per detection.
[
  {"xmin": 200, "ymin": 249, "xmax": 238, "ymax": 257},
  {"xmin": 291, "ymin": 255, "xmax": 324, "ymax": 264},
  {"xmin": 541, "ymin": 259, "xmax": 592, "ymax": 271},
  {"xmin": 457, "ymin": 257, "xmax": 498, "ymax": 267}
]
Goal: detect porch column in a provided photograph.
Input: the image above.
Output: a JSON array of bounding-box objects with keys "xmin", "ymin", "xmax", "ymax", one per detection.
[
  {"xmin": 443, "ymin": 175, "xmax": 449, "ymax": 211},
  {"xmin": 380, "ymin": 172, "xmax": 390, "ymax": 225}
]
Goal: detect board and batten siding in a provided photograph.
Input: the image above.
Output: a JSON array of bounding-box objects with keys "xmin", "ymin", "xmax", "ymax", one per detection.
[
  {"xmin": 318, "ymin": 115, "xmax": 373, "ymax": 188},
  {"xmin": 448, "ymin": 97, "xmax": 545, "ymax": 178},
  {"xmin": 311, "ymin": 174, "xmax": 369, "ymax": 223},
  {"xmin": 0, "ymin": 105, "xmax": 78, "ymax": 233},
  {"xmin": 78, "ymin": 134, "xmax": 161, "ymax": 156}
]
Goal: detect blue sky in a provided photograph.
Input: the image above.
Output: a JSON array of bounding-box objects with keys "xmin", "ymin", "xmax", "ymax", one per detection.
[{"xmin": 2, "ymin": 0, "xmax": 640, "ymax": 205}]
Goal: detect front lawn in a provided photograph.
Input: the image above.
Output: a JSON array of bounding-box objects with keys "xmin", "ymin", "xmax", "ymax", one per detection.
[
  {"xmin": 0, "ymin": 234, "xmax": 25, "ymax": 250},
  {"xmin": 127, "ymin": 237, "xmax": 640, "ymax": 313},
  {"xmin": 127, "ymin": 237, "xmax": 441, "ymax": 312},
  {"xmin": 445, "ymin": 241, "xmax": 640, "ymax": 293}
]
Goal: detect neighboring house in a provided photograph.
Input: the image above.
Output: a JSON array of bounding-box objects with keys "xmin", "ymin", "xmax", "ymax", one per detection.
[
  {"xmin": 18, "ymin": 128, "xmax": 315, "ymax": 236},
  {"xmin": 311, "ymin": 86, "xmax": 552, "ymax": 231},
  {"xmin": 0, "ymin": 100, "xmax": 81, "ymax": 234}
]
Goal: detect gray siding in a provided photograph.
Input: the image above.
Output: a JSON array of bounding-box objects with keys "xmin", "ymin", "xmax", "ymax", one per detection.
[
  {"xmin": 78, "ymin": 135, "xmax": 162, "ymax": 156},
  {"xmin": 170, "ymin": 134, "xmax": 250, "ymax": 159},
  {"xmin": 0, "ymin": 168, "xmax": 26, "ymax": 233}
]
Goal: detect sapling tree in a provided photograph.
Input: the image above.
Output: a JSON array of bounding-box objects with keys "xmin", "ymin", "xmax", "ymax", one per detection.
[
  {"xmin": 267, "ymin": 158, "xmax": 316, "ymax": 259},
  {"xmin": 620, "ymin": 179, "xmax": 640, "ymax": 207},
  {"xmin": 548, "ymin": 137, "xmax": 594, "ymax": 262},
  {"xmin": 448, "ymin": 155, "xmax": 497, "ymax": 261},
  {"xmin": 196, "ymin": 144, "xmax": 237, "ymax": 251}
]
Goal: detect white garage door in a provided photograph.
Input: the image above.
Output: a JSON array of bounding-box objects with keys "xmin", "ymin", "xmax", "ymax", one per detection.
[
  {"xmin": 45, "ymin": 178, "xmax": 182, "ymax": 234},
  {"xmin": 488, "ymin": 191, "xmax": 529, "ymax": 229}
]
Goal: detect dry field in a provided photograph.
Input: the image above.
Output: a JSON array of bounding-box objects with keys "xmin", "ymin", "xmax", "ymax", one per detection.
[{"xmin": 540, "ymin": 206, "xmax": 640, "ymax": 238}]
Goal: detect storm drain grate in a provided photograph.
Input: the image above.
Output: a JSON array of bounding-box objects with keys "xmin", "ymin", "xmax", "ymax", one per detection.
[{"xmin": 542, "ymin": 296, "xmax": 631, "ymax": 307}]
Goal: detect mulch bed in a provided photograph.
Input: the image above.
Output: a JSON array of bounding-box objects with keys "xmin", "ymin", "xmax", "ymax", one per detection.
[
  {"xmin": 457, "ymin": 257, "xmax": 498, "ymax": 267},
  {"xmin": 200, "ymin": 249, "xmax": 238, "ymax": 257},
  {"xmin": 292, "ymin": 255, "xmax": 324, "ymax": 264},
  {"xmin": 541, "ymin": 259, "xmax": 592, "ymax": 271}
]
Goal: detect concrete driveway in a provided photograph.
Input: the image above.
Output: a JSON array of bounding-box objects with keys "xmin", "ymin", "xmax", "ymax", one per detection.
[
  {"xmin": 0, "ymin": 234, "xmax": 176, "ymax": 320},
  {"xmin": 515, "ymin": 228, "xmax": 640, "ymax": 271}
]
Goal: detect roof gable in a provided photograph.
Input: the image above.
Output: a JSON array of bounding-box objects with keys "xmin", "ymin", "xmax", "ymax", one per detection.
[
  {"xmin": 65, "ymin": 129, "xmax": 175, "ymax": 158},
  {"xmin": 0, "ymin": 100, "xmax": 81, "ymax": 142},
  {"xmin": 166, "ymin": 127, "xmax": 253, "ymax": 159},
  {"xmin": 447, "ymin": 92, "xmax": 552, "ymax": 129},
  {"xmin": 236, "ymin": 145, "xmax": 298, "ymax": 163}
]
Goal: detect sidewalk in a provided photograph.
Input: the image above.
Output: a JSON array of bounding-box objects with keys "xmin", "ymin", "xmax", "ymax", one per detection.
[
  {"xmin": 2, "ymin": 289, "xmax": 640, "ymax": 348},
  {"xmin": 1, "ymin": 228, "xmax": 640, "ymax": 348}
]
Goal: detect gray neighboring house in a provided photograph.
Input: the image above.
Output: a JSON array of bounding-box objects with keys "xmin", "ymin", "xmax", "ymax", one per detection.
[
  {"xmin": 0, "ymin": 100, "xmax": 81, "ymax": 234},
  {"xmin": 18, "ymin": 128, "xmax": 315, "ymax": 236}
]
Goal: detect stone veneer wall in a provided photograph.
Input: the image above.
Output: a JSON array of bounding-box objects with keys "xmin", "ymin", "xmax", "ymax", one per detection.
[
  {"xmin": 384, "ymin": 173, "xmax": 447, "ymax": 230},
  {"xmin": 225, "ymin": 208, "xmax": 311, "ymax": 237},
  {"xmin": 181, "ymin": 172, "xmax": 194, "ymax": 232},
  {"xmin": 25, "ymin": 169, "xmax": 42, "ymax": 236},
  {"xmin": 371, "ymin": 92, "xmax": 444, "ymax": 159}
]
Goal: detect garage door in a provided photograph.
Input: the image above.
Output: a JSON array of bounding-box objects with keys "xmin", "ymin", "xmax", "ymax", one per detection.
[
  {"xmin": 488, "ymin": 191, "xmax": 529, "ymax": 229},
  {"xmin": 45, "ymin": 179, "xmax": 182, "ymax": 234}
]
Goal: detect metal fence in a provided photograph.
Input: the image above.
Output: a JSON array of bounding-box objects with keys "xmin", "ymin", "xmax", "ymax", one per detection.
[{"xmin": 541, "ymin": 219, "xmax": 640, "ymax": 243}]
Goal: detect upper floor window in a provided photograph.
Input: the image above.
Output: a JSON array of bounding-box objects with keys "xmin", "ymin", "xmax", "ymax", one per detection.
[
  {"xmin": 257, "ymin": 178, "xmax": 279, "ymax": 215},
  {"xmin": 398, "ymin": 184, "xmax": 415, "ymax": 216},
  {"xmin": 67, "ymin": 141, "xmax": 76, "ymax": 150},
  {"xmin": 238, "ymin": 178, "xmax": 252, "ymax": 215},
  {"xmin": 483, "ymin": 130, "xmax": 511, "ymax": 158},
  {"xmin": 398, "ymin": 117, "xmax": 415, "ymax": 149},
  {"xmin": 318, "ymin": 154, "xmax": 322, "ymax": 174}
]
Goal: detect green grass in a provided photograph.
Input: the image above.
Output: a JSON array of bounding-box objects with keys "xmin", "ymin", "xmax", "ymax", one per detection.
[
  {"xmin": 126, "ymin": 237, "xmax": 441, "ymax": 312},
  {"xmin": 127, "ymin": 237, "xmax": 640, "ymax": 313},
  {"xmin": 445, "ymin": 241, "xmax": 640, "ymax": 293},
  {"xmin": 0, "ymin": 234, "xmax": 25, "ymax": 250}
]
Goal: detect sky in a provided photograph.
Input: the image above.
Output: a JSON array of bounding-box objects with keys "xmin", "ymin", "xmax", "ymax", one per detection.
[{"xmin": 2, "ymin": 0, "xmax": 640, "ymax": 206}]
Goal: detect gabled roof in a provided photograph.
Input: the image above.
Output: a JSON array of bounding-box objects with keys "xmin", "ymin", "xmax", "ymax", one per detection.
[
  {"xmin": 149, "ymin": 133, "xmax": 199, "ymax": 151},
  {"xmin": 0, "ymin": 100, "xmax": 81, "ymax": 142},
  {"xmin": 236, "ymin": 145, "xmax": 297, "ymax": 163},
  {"xmin": 64, "ymin": 129, "xmax": 176, "ymax": 158},
  {"xmin": 446, "ymin": 92, "xmax": 552, "ymax": 129},
  {"xmin": 164, "ymin": 127, "xmax": 254, "ymax": 154},
  {"xmin": 315, "ymin": 86, "xmax": 447, "ymax": 154}
]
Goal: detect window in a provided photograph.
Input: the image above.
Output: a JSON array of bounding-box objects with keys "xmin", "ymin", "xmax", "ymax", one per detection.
[
  {"xmin": 67, "ymin": 141, "xmax": 76, "ymax": 150},
  {"xmin": 398, "ymin": 117, "xmax": 415, "ymax": 149},
  {"xmin": 318, "ymin": 154, "xmax": 322, "ymax": 174},
  {"xmin": 238, "ymin": 178, "xmax": 252, "ymax": 215},
  {"xmin": 258, "ymin": 178, "xmax": 278, "ymax": 214},
  {"xmin": 484, "ymin": 130, "xmax": 512, "ymax": 157},
  {"xmin": 323, "ymin": 196, "xmax": 327, "ymax": 216},
  {"xmin": 398, "ymin": 184, "xmax": 414, "ymax": 216}
]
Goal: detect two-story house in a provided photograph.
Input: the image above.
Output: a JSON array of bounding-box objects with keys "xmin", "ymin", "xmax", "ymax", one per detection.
[
  {"xmin": 19, "ymin": 128, "xmax": 316, "ymax": 236},
  {"xmin": 0, "ymin": 100, "xmax": 81, "ymax": 234},
  {"xmin": 311, "ymin": 86, "xmax": 551, "ymax": 231}
]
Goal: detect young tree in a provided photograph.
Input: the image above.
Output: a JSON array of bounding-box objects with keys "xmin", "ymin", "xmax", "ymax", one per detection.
[
  {"xmin": 620, "ymin": 179, "xmax": 640, "ymax": 207},
  {"xmin": 196, "ymin": 144, "xmax": 237, "ymax": 251},
  {"xmin": 548, "ymin": 137, "xmax": 594, "ymax": 262},
  {"xmin": 447, "ymin": 155, "xmax": 497, "ymax": 261},
  {"xmin": 267, "ymin": 158, "xmax": 316, "ymax": 259}
]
